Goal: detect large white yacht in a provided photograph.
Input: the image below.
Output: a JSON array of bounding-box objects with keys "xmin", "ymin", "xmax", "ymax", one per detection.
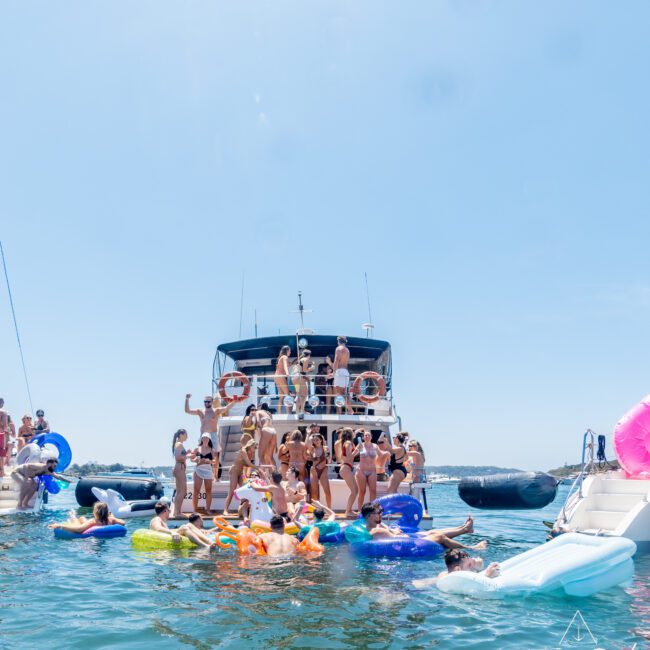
[{"xmin": 180, "ymin": 331, "xmax": 430, "ymax": 522}]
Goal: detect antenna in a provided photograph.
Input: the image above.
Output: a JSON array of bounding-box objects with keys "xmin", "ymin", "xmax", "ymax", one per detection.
[
  {"xmin": 292, "ymin": 291, "xmax": 313, "ymax": 333},
  {"xmin": 238, "ymin": 272, "xmax": 245, "ymax": 338},
  {"xmin": 363, "ymin": 272, "xmax": 374, "ymax": 338}
]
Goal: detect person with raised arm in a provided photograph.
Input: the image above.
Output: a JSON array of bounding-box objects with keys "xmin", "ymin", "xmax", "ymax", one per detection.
[
  {"xmin": 185, "ymin": 393, "xmax": 235, "ymax": 479},
  {"xmin": 286, "ymin": 429, "xmax": 308, "ymax": 482}
]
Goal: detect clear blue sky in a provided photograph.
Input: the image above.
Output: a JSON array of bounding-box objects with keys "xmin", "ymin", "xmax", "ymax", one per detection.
[{"xmin": 2, "ymin": 2, "xmax": 649, "ymax": 469}]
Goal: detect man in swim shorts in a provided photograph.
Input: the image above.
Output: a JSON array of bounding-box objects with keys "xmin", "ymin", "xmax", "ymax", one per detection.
[
  {"xmin": 361, "ymin": 503, "xmax": 489, "ymax": 551},
  {"xmin": 258, "ymin": 514, "xmax": 299, "ymax": 556},
  {"xmin": 185, "ymin": 393, "xmax": 235, "ymax": 479},
  {"xmin": 332, "ymin": 336, "xmax": 352, "ymax": 415},
  {"xmin": 11, "ymin": 458, "xmax": 70, "ymax": 509}
]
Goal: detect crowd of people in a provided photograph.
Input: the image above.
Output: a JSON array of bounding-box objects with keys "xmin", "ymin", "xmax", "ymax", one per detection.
[
  {"xmin": 172, "ymin": 404, "xmax": 427, "ymax": 521},
  {"xmin": 0, "ymin": 397, "xmax": 51, "ymax": 477}
]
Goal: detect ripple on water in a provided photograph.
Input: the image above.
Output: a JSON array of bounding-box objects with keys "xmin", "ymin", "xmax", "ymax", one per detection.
[{"xmin": 0, "ymin": 485, "xmax": 649, "ymax": 648}]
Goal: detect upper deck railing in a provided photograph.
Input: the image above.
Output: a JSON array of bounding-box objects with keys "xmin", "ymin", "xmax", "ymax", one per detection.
[{"xmin": 212, "ymin": 371, "xmax": 394, "ymax": 417}]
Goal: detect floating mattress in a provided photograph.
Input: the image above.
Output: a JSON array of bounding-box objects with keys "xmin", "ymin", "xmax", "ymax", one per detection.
[
  {"xmin": 54, "ymin": 524, "xmax": 127, "ymax": 540},
  {"xmin": 436, "ymin": 533, "xmax": 636, "ymax": 598},
  {"xmin": 131, "ymin": 528, "xmax": 197, "ymax": 550}
]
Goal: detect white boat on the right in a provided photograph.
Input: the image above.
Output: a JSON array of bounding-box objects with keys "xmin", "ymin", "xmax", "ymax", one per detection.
[{"xmin": 552, "ymin": 411, "xmax": 650, "ymax": 550}]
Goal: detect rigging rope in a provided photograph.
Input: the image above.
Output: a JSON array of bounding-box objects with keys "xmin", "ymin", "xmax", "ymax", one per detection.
[{"xmin": 0, "ymin": 241, "xmax": 34, "ymax": 417}]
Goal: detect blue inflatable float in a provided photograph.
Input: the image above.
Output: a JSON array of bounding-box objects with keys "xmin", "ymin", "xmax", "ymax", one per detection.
[
  {"xmin": 54, "ymin": 525, "xmax": 127, "ymax": 540},
  {"xmin": 345, "ymin": 494, "xmax": 444, "ymax": 559},
  {"xmin": 298, "ymin": 520, "xmax": 347, "ymax": 544}
]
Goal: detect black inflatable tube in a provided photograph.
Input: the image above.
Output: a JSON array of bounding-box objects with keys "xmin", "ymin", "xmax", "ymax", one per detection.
[
  {"xmin": 75, "ymin": 477, "xmax": 165, "ymax": 507},
  {"xmin": 458, "ymin": 472, "xmax": 558, "ymax": 510}
]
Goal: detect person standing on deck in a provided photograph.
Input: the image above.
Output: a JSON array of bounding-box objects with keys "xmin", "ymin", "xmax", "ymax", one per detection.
[
  {"xmin": 332, "ymin": 336, "xmax": 352, "ymax": 415},
  {"xmin": 185, "ymin": 393, "xmax": 235, "ymax": 479},
  {"xmin": 0, "ymin": 398, "xmax": 10, "ymax": 437}
]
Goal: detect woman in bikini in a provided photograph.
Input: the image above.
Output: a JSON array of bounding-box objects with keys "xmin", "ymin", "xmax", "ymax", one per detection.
[
  {"xmin": 275, "ymin": 345, "xmax": 292, "ymax": 413},
  {"xmin": 287, "ymin": 429, "xmax": 308, "ymax": 482},
  {"xmin": 278, "ymin": 431, "xmax": 291, "ymax": 477},
  {"xmin": 17, "ymin": 415, "xmax": 34, "ymax": 452},
  {"xmin": 50, "ymin": 501, "xmax": 125, "ymax": 533},
  {"xmin": 172, "ymin": 428, "xmax": 189, "ymax": 517},
  {"xmin": 256, "ymin": 404, "xmax": 277, "ymax": 470},
  {"xmin": 190, "ymin": 435, "xmax": 216, "ymax": 512},
  {"xmin": 375, "ymin": 434, "xmax": 391, "ymax": 482},
  {"xmin": 240, "ymin": 404, "xmax": 257, "ymax": 447},
  {"xmin": 283, "ymin": 466, "xmax": 307, "ymax": 516},
  {"xmin": 355, "ymin": 429, "xmax": 380, "ymax": 510},
  {"xmin": 407, "ymin": 439, "xmax": 426, "ymax": 483},
  {"xmin": 338, "ymin": 428, "xmax": 358, "ymax": 518},
  {"xmin": 307, "ymin": 432, "xmax": 331, "ymax": 508},
  {"xmin": 223, "ymin": 439, "xmax": 259, "ymax": 515},
  {"xmin": 387, "ymin": 432, "xmax": 408, "ymax": 495},
  {"xmin": 295, "ymin": 349, "xmax": 314, "ymax": 420}
]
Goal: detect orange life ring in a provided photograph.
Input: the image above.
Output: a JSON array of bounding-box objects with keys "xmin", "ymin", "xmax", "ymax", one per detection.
[
  {"xmin": 218, "ymin": 371, "xmax": 251, "ymax": 403},
  {"xmin": 352, "ymin": 371, "xmax": 386, "ymax": 404}
]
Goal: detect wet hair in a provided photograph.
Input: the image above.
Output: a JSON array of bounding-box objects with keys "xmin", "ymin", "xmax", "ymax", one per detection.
[
  {"xmin": 278, "ymin": 345, "xmax": 291, "ymax": 358},
  {"xmin": 290, "ymin": 429, "xmax": 303, "ymax": 442},
  {"xmin": 444, "ymin": 549, "xmax": 469, "ymax": 571},
  {"xmin": 171, "ymin": 428, "xmax": 187, "ymax": 455},
  {"xmin": 188, "ymin": 513, "xmax": 202, "ymax": 525},
  {"xmin": 270, "ymin": 514, "xmax": 285, "ymax": 531},
  {"xmin": 154, "ymin": 501, "xmax": 170, "ymax": 515},
  {"xmin": 287, "ymin": 467, "xmax": 300, "ymax": 479},
  {"xmin": 313, "ymin": 507, "xmax": 325, "ymax": 521},
  {"xmin": 271, "ymin": 471, "xmax": 283, "ymax": 485},
  {"xmin": 245, "ymin": 404, "xmax": 257, "ymax": 416},
  {"xmin": 93, "ymin": 502, "xmax": 110, "ymax": 525},
  {"xmin": 361, "ymin": 502, "xmax": 382, "ymax": 520}
]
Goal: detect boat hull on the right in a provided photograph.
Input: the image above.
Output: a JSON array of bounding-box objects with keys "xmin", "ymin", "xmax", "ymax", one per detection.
[{"xmin": 552, "ymin": 470, "xmax": 650, "ymax": 550}]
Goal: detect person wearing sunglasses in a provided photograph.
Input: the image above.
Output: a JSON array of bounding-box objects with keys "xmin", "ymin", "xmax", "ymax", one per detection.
[
  {"xmin": 185, "ymin": 393, "xmax": 235, "ymax": 479},
  {"xmin": 375, "ymin": 435, "xmax": 391, "ymax": 482},
  {"xmin": 34, "ymin": 409, "xmax": 50, "ymax": 434}
]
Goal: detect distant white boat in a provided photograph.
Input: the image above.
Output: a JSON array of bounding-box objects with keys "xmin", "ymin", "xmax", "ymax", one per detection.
[
  {"xmin": 96, "ymin": 468, "xmax": 159, "ymax": 479},
  {"xmin": 427, "ymin": 473, "xmax": 461, "ymax": 485}
]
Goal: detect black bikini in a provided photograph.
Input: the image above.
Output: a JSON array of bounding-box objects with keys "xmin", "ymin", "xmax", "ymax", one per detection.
[{"xmin": 389, "ymin": 446, "xmax": 407, "ymax": 475}]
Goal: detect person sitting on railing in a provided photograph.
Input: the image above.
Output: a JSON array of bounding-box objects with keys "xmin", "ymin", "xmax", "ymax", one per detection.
[
  {"xmin": 275, "ymin": 345, "xmax": 293, "ymax": 414},
  {"xmin": 407, "ymin": 440, "xmax": 426, "ymax": 483}
]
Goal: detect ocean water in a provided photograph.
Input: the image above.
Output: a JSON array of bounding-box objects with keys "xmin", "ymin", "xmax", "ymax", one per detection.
[{"xmin": 0, "ymin": 484, "xmax": 648, "ymax": 649}]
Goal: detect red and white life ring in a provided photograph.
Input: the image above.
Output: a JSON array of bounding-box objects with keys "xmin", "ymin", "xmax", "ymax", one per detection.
[
  {"xmin": 218, "ymin": 371, "xmax": 251, "ymax": 403},
  {"xmin": 351, "ymin": 371, "xmax": 387, "ymax": 404}
]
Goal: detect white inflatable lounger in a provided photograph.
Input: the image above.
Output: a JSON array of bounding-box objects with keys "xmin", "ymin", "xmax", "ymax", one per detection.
[{"xmin": 437, "ymin": 533, "xmax": 636, "ymax": 598}]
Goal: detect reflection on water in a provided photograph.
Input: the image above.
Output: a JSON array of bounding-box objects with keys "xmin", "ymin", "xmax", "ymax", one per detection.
[{"xmin": 0, "ymin": 485, "xmax": 648, "ymax": 649}]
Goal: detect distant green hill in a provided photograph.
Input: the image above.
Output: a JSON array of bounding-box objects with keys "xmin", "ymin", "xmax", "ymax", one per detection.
[
  {"xmin": 547, "ymin": 460, "xmax": 619, "ymax": 478},
  {"xmin": 425, "ymin": 465, "xmax": 522, "ymax": 478}
]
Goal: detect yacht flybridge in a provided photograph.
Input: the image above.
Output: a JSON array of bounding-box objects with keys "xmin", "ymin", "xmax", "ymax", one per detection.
[{"xmin": 181, "ymin": 332, "xmax": 430, "ymax": 521}]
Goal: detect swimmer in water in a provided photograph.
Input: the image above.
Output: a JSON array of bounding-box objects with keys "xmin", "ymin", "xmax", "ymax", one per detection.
[
  {"xmin": 49, "ymin": 502, "xmax": 125, "ymax": 533},
  {"xmin": 412, "ymin": 549, "xmax": 499, "ymax": 589},
  {"xmin": 258, "ymin": 514, "xmax": 299, "ymax": 556}
]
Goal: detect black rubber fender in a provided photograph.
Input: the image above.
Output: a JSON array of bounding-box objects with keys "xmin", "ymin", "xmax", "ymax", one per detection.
[
  {"xmin": 458, "ymin": 472, "xmax": 558, "ymax": 510},
  {"xmin": 75, "ymin": 476, "xmax": 164, "ymax": 507}
]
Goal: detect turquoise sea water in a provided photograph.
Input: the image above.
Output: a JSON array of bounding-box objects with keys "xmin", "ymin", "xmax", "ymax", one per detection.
[{"xmin": 1, "ymin": 484, "xmax": 648, "ymax": 649}]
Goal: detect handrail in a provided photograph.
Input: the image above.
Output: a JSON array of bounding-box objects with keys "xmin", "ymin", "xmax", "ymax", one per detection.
[{"xmin": 557, "ymin": 429, "xmax": 597, "ymax": 525}]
